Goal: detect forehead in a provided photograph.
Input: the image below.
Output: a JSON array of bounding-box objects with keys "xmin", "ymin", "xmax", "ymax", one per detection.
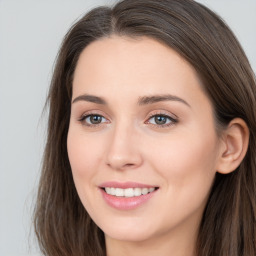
[
  {"xmin": 73, "ymin": 35, "xmax": 193, "ymax": 88},
  {"xmin": 72, "ymin": 35, "xmax": 211, "ymax": 112}
]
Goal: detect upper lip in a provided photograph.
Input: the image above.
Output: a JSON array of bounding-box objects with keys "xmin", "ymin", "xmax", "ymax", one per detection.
[{"xmin": 99, "ymin": 181, "xmax": 158, "ymax": 189}]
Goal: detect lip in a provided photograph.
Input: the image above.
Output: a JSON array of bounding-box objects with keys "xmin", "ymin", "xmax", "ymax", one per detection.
[
  {"xmin": 99, "ymin": 181, "xmax": 159, "ymax": 210},
  {"xmin": 99, "ymin": 181, "xmax": 157, "ymax": 189}
]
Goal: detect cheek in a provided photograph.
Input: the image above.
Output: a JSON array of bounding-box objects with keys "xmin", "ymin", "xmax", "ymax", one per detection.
[
  {"xmin": 67, "ymin": 129, "xmax": 105, "ymax": 214},
  {"xmin": 67, "ymin": 130, "xmax": 102, "ymax": 178},
  {"xmin": 165, "ymin": 138, "xmax": 216, "ymax": 177},
  {"xmin": 67, "ymin": 129, "xmax": 106, "ymax": 209},
  {"xmin": 147, "ymin": 128, "xmax": 219, "ymax": 200},
  {"xmin": 142, "ymin": 130, "xmax": 219, "ymax": 231}
]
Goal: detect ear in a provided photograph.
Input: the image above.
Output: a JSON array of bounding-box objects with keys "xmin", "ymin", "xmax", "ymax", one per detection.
[{"xmin": 216, "ymin": 118, "xmax": 249, "ymax": 174}]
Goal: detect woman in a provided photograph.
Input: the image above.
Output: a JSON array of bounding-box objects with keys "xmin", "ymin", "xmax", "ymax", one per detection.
[{"xmin": 33, "ymin": 0, "xmax": 256, "ymax": 255}]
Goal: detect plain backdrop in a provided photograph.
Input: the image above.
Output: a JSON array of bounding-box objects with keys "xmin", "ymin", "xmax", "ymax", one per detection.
[{"xmin": 0, "ymin": 0, "xmax": 255, "ymax": 255}]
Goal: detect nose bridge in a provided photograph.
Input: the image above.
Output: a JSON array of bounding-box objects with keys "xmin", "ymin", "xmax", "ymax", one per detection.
[{"xmin": 105, "ymin": 118, "xmax": 143, "ymax": 170}]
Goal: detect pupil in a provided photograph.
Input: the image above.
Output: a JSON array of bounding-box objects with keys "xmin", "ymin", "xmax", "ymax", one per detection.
[
  {"xmin": 90, "ymin": 115, "xmax": 102, "ymax": 124},
  {"xmin": 155, "ymin": 115, "xmax": 166, "ymax": 124}
]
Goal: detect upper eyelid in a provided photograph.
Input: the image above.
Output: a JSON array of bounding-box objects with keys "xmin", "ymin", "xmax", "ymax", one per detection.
[
  {"xmin": 146, "ymin": 110, "xmax": 178, "ymax": 120},
  {"xmin": 78, "ymin": 110, "xmax": 178, "ymax": 127},
  {"xmin": 146, "ymin": 113, "xmax": 178, "ymax": 125},
  {"xmin": 78, "ymin": 109, "xmax": 177, "ymax": 119},
  {"xmin": 79, "ymin": 110, "xmax": 110, "ymax": 119},
  {"xmin": 78, "ymin": 115, "xmax": 176, "ymax": 129},
  {"xmin": 78, "ymin": 113, "xmax": 109, "ymax": 127}
]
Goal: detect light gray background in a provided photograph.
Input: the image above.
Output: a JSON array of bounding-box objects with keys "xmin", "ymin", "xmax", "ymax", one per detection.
[{"xmin": 0, "ymin": 0, "xmax": 255, "ymax": 255}]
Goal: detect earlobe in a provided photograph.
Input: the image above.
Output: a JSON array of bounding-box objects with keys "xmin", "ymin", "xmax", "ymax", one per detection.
[{"xmin": 216, "ymin": 118, "xmax": 249, "ymax": 174}]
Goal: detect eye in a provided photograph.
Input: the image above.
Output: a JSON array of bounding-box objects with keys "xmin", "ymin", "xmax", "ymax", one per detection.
[
  {"xmin": 146, "ymin": 114, "xmax": 178, "ymax": 127},
  {"xmin": 79, "ymin": 114, "xmax": 108, "ymax": 126}
]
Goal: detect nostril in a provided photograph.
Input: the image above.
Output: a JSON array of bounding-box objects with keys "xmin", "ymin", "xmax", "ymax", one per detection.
[{"xmin": 125, "ymin": 163, "xmax": 135, "ymax": 167}]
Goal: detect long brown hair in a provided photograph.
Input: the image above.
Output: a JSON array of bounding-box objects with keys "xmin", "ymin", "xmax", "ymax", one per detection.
[{"xmin": 33, "ymin": 0, "xmax": 256, "ymax": 255}]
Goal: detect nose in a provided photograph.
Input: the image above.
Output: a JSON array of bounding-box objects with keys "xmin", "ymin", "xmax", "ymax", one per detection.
[{"xmin": 105, "ymin": 123, "xmax": 143, "ymax": 171}]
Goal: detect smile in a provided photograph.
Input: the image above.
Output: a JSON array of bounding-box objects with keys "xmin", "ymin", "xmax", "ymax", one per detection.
[
  {"xmin": 104, "ymin": 187, "xmax": 156, "ymax": 197},
  {"xmin": 99, "ymin": 182, "xmax": 159, "ymax": 210}
]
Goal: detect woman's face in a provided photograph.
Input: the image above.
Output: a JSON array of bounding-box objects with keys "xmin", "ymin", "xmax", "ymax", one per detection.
[{"xmin": 67, "ymin": 36, "xmax": 222, "ymax": 244}]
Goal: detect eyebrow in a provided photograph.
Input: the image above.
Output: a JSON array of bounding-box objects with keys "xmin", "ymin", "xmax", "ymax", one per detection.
[
  {"xmin": 72, "ymin": 94, "xmax": 107, "ymax": 104},
  {"xmin": 138, "ymin": 94, "xmax": 190, "ymax": 107},
  {"xmin": 72, "ymin": 93, "xmax": 190, "ymax": 107}
]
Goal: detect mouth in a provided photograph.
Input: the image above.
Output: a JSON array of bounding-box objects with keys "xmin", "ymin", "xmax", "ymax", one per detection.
[
  {"xmin": 101, "ymin": 187, "xmax": 158, "ymax": 197},
  {"xmin": 99, "ymin": 182, "xmax": 159, "ymax": 210}
]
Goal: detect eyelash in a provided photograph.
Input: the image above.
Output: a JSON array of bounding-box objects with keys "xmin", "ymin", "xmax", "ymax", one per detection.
[
  {"xmin": 78, "ymin": 111, "xmax": 178, "ymax": 128},
  {"xmin": 146, "ymin": 112, "xmax": 178, "ymax": 128},
  {"xmin": 78, "ymin": 112, "xmax": 108, "ymax": 127}
]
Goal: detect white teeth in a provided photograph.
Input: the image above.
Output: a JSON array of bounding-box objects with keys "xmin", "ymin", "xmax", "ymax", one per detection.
[
  {"xmin": 104, "ymin": 187, "xmax": 156, "ymax": 197},
  {"xmin": 134, "ymin": 188, "xmax": 142, "ymax": 196},
  {"xmin": 105, "ymin": 187, "xmax": 111, "ymax": 194},
  {"xmin": 149, "ymin": 187, "xmax": 155, "ymax": 192},
  {"xmin": 124, "ymin": 188, "xmax": 134, "ymax": 197},
  {"xmin": 115, "ymin": 188, "xmax": 124, "ymax": 197},
  {"xmin": 142, "ymin": 188, "xmax": 149, "ymax": 195},
  {"xmin": 110, "ymin": 187, "xmax": 115, "ymax": 195}
]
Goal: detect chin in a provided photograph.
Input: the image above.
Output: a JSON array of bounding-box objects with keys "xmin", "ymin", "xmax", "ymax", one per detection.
[
  {"xmin": 104, "ymin": 229, "xmax": 155, "ymax": 243},
  {"xmin": 98, "ymin": 218, "xmax": 156, "ymax": 242}
]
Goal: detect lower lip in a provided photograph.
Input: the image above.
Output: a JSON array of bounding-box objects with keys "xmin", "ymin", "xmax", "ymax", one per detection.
[{"xmin": 100, "ymin": 189, "xmax": 157, "ymax": 210}]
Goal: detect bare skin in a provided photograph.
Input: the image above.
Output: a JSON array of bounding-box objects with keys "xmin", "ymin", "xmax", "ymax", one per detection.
[{"xmin": 67, "ymin": 36, "xmax": 249, "ymax": 256}]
